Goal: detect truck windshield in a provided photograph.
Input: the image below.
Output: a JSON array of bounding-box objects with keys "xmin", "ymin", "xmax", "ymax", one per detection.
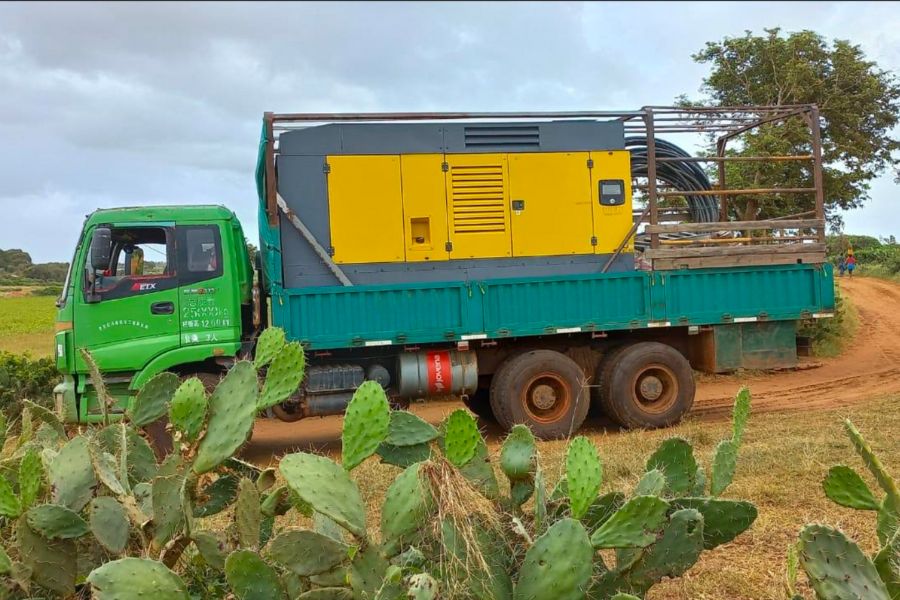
[{"xmin": 57, "ymin": 221, "xmax": 86, "ymax": 308}]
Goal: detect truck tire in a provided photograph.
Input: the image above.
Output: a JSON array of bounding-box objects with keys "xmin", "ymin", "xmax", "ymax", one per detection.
[
  {"xmin": 590, "ymin": 345, "xmax": 627, "ymax": 416},
  {"xmin": 489, "ymin": 350, "xmax": 589, "ymax": 439},
  {"xmin": 597, "ymin": 342, "xmax": 695, "ymax": 429}
]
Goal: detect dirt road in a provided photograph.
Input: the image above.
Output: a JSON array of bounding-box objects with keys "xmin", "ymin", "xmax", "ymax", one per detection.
[{"xmin": 243, "ymin": 276, "xmax": 900, "ymax": 464}]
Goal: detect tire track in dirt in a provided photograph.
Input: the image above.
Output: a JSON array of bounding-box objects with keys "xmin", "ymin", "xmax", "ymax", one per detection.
[{"xmin": 243, "ymin": 277, "xmax": 900, "ymax": 463}]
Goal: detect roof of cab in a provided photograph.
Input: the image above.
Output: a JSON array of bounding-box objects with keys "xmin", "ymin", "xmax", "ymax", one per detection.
[{"xmin": 85, "ymin": 205, "xmax": 237, "ymax": 225}]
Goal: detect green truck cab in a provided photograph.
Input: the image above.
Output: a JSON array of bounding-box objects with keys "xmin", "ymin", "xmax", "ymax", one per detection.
[
  {"xmin": 54, "ymin": 206, "xmax": 254, "ymax": 423},
  {"xmin": 54, "ymin": 106, "xmax": 836, "ymax": 439}
]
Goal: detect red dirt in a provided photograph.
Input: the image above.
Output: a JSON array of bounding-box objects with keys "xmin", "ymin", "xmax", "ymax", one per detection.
[{"xmin": 242, "ymin": 277, "xmax": 900, "ymax": 465}]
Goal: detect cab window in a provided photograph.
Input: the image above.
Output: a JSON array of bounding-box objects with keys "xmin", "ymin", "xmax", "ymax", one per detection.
[
  {"xmin": 178, "ymin": 225, "xmax": 223, "ymax": 285},
  {"xmin": 83, "ymin": 226, "xmax": 176, "ymax": 300}
]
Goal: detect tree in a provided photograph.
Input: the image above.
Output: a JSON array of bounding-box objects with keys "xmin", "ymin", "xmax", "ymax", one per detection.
[{"xmin": 689, "ymin": 29, "xmax": 900, "ymax": 223}]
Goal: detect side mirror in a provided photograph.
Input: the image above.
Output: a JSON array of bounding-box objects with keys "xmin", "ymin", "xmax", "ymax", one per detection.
[{"xmin": 90, "ymin": 227, "xmax": 112, "ymax": 271}]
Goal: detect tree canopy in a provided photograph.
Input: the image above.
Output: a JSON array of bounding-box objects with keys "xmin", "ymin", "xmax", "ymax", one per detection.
[{"xmin": 689, "ymin": 28, "xmax": 900, "ymax": 224}]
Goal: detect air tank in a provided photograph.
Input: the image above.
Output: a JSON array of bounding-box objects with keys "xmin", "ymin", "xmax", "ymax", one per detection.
[{"xmin": 397, "ymin": 350, "xmax": 478, "ymax": 398}]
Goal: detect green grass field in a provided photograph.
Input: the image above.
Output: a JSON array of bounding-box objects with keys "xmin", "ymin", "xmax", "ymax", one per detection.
[{"xmin": 0, "ymin": 291, "xmax": 57, "ymax": 356}]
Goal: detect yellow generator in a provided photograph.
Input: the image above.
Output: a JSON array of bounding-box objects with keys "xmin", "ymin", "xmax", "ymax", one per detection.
[{"xmin": 276, "ymin": 120, "xmax": 633, "ymax": 287}]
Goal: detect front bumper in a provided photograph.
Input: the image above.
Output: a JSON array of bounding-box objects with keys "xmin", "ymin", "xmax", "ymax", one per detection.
[{"xmin": 54, "ymin": 375, "xmax": 78, "ymax": 423}]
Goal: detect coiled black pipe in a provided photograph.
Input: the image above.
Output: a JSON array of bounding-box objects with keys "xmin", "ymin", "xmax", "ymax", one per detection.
[{"xmin": 626, "ymin": 137, "xmax": 719, "ymax": 223}]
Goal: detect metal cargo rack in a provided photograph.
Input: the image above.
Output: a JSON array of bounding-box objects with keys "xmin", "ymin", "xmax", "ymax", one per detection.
[{"xmin": 261, "ymin": 105, "xmax": 827, "ymax": 272}]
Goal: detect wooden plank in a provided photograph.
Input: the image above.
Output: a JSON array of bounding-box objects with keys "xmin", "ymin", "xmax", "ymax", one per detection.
[
  {"xmin": 659, "ymin": 235, "xmax": 820, "ymax": 246},
  {"xmin": 645, "ymin": 219, "xmax": 824, "ymax": 234},
  {"xmin": 644, "ymin": 243, "xmax": 825, "ymax": 259},
  {"xmin": 652, "ymin": 252, "xmax": 825, "ymax": 270},
  {"xmin": 657, "ymin": 187, "xmax": 816, "ymax": 197}
]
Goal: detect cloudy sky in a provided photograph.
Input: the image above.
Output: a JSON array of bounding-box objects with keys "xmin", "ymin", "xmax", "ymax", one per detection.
[{"xmin": 1, "ymin": 1, "xmax": 898, "ymax": 262}]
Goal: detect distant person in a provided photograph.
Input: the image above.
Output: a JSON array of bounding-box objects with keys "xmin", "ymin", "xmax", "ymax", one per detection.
[
  {"xmin": 846, "ymin": 253, "xmax": 856, "ymax": 277},
  {"xmin": 838, "ymin": 254, "xmax": 846, "ymax": 277}
]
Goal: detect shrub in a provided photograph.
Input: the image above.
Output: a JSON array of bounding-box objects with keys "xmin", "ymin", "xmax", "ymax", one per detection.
[{"xmin": 0, "ymin": 351, "xmax": 58, "ymax": 417}]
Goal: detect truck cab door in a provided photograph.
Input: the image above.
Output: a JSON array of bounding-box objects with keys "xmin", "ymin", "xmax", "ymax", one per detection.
[
  {"xmin": 73, "ymin": 223, "xmax": 180, "ymax": 373},
  {"xmin": 176, "ymin": 224, "xmax": 236, "ymax": 347}
]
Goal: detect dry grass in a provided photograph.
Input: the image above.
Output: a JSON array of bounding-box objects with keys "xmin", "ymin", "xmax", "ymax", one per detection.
[{"xmin": 210, "ymin": 395, "xmax": 899, "ymax": 599}]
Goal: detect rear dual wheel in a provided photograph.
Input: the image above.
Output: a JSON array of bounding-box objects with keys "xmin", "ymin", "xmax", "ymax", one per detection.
[
  {"xmin": 595, "ymin": 342, "xmax": 694, "ymax": 429},
  {"xmin": 489, "ymin": 350, "xmax": 589, "ymax": 439}
]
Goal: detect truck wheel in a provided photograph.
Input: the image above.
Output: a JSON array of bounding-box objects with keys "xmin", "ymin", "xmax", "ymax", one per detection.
[
  {"xmin": 489, "ymin": 350, "xmax": 589, "ymax": 439},
  {"xmin": 598, "ymin": 342, "xmax": 695, "ymax": 429}
]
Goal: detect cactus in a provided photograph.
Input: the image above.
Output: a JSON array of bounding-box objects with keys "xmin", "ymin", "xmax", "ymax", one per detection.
[
  {"xmin": 129, "ymin": 371, "xmax": 180, "ymax": 427},
  {"xmin": 193, "ymin": 361, "xmax": 259, "ymax": 474},
  {"xmin": 611, "ymin": 508, "xmax": 705, "ymax": 595},
  {"xmin": 90, "ymin": 496, "xmax": 130, "ymax": 554},
  {"xmin": 565, "ymin": 436, "xmax": 602, "ymax": 520},
  {"xmin": 152, "ymin": 474, "xmax": 186, "ymax": 547},
  {"xmin": 169, "ymin": 377, "xmax": 208, "ymax": 442},
  {"xmin": 634, "ymin": 469, "xmax": 666, "ymax": 497},
  {"xmin": 256, "ymin": 467, "xmax": 277, "ymax": 492},
  {"xmin": 17, "ymin": 516, "xmax": 76, "ymax": 596},
  {"xmin": 225, "ymin": 549, "xmax": 286, "ymax": 600},
  {"xmin": 406, "ymin": 573, "xmax": 438, "ymax": 600},
  {"xmin": 534, "ymin": 464, "xmax": 548, "ymax": 533},
  {"xmin": 194, "ymin": 473, "xmax": 239, "ymax": 518},
  {"xmin": 394, "ymin": 546, "xmax": 426, "ymax": 570},
  {"xmin": 443, "ymin": 409, "xmax": 481, "ymax": 467},
  {"xmin": 844, "ymin": 419, "xmax": 900, "ymax": 515},
  {"xmin": 387, "ymin": 411, "xmax": 439, "ymax": 447},
  {"xmin": 823, "ymin": 465, "xmax": 880, "ymax": 510},
  {"xmin": 25, "ymin": 503, "xmax": 90, "ymax": 539},
  {"xmin": 341, "ymin": 380, "xmax": 391, "ymax": 471},
  {"xmin": 798, "ymin": 524, "xmax": 891, "ymax": 600},
  {"xmin": 21, "ymin": 399, "xmax": 66, "ymax": 440},
  {"xmin": 0, "ymin": 476, "xmax": 21, "ymax": 518},
  {"xmin": 692, "ymin": 466, "xmax": 707, "ymax": 496},
  {"xmin": 92, "ymin": 447, "xmax": 127, "ymax": 497},
  {"xmin": 258, "ymin": 341, "xmax": 306, "ymax": 411},
  {"xmin": 0, "ymin": 545, "xmax": 9, "ymax": 575},
  {"xmin": 381, "ymin": 463, "xmax": 434, "ymax": 556},
  {"xmin": 349, "ymin": 544, "xmax": 389, "ymax": 600},
  {"xmin": 458, "ymin": 438, "xmax": 500, "ymax": 500},
  {"xmin": 254, "ymin": 327, "xmax": 287, "ymax": 370},
  {"xmin": 260, "ymin": 485, "xmax": 289, "ymax": 518},
  {"xmin": 309, "ymin": 566, "xmax": 349, "ymax": 588},
  {"xmin": 582, "ymin": 491, "xmax": 627, "ymax": 532},
  {"xmin": 670, "ymin": 498, "xmax": 757, "ymax": 549},
  {"xmin": 710, "ymin": 439, "xmax": 737, "ymax": 497},
  {"xmin": 88, "ymin": 557, "xmax": 189, "ymax": 600},
  {"xmin": 731, "ymin": 386, "xmax": 751, "ymax": 445},
  {"xmin": 48, "ymin": 435, "xmax": 97, "ymax": 512},
  {"xmin": 192, "ymin": 530, "xmax": 228, "ymax": 570},
  {"xmin": 514, "ymin": 518, "xmax": 593, "ymax": 600},
  {"xmin": 645, "ymin": 437, "xmax": 697, "ymax": 496},
  {"xmin": 268, "ymin": 529, "xmax": 349, "ymax": 576},
  {"xmin": 500, "ymin": 424, "xmax": 536, "ymax": 481},
  {"xmin": 377, "ymin": 441, "xmax": 432, "ymax": 468},
  {"xmin": 235, "ymin": 477, "xmax": 261, "ymax": 549},
  {"xmin": 590, "ymin": 496, "xmax": 670, "ymax": 549},
  {"xmin": 280, "ymin": 451, "xmax": 367, "ymax": 538}
]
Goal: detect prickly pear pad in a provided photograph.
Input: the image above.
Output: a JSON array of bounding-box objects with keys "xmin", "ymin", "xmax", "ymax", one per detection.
[
  {"xmin": 253, "ymin": 327, "xmax": 286, "ymax": 370},
  {"xmin": 381, "ymin": 463, "xmax": 434, "ymax": 556},
  {"xmin": 49, "ymin": 435, "xmax": 97, "ymax": 512},
  {"xmin": 193, "ymin": 361, "xmax": 258, "ymax": 474},
  {"xmin": 341, "ymin": 380, "xmax": 390, "ymax": 471},
  {"xmin": 26, "ymin": 504, "xmax": 89, "ymax": 539},
  {"xmin": 89, "ymin": 496, "xmax": 130, "ymax": 554},
  {"xmin": 442, "ymin": 409, "xmax": 481, "ymax": 467},
  {"xmin": 566, "ymin": 436, "xmax": 602, "ymax": 520},
  {"xmin": 710, "ymin": 439, "xmax": 737, "ymax": 497},
  {"xmin": 88, "ymin": 557, "xmax": 189, "ymax": 600},
  {"xmin": 169, "ymin": 377, "xmax": 208, "ymax": 443},
  {"xmin": 0, "ymin": 476, "xmax": 21, "ymax": 518},
  {"xmin": 670, "ymin": 497, "xmax": 757, "ymax": 549},
  {"xmin": 590, "ymin": 496, "xmax": 670, "ymax": 549},
  {"xmin": 646, "ymin": 438, "xmax": 697, "ymax": 496},
  {"xmin": 634, "ymin": 469, "xmax": 666, "ymax": 497},
  {"xmin": 129, "ymin": 371, "xmax": 180, "ymax": 427},
  {"xmin": 500, "ymin": 424, "xmax": 536, "ymax": 481},
  {"xmin": 225, "ymin": 549, "xmax": 286, "ymax": 600},
  {"xmin": 387, "ymin": 410, "xmax": 439, "ymax": 447},
  {"xmin": 279, "ymin": 452, "xmax": 367, "ymax": 538},
  {"xmin": 257, "ymin": 341, "xmax": 305, "ymax": 411},
  {"xmin": 822, "ymin": 465, "xmax": 880, "ymax": 510},
  {"xmin": 268, "ymin": 529, "xmax": 349, "ymax": 576},
  {"xmin": 514, "ymin": 518, "xmax": 593, "ymax": 600},
  {"xmin": 799, "ymin": 524, "xmax": 891, "ymax": 600}
]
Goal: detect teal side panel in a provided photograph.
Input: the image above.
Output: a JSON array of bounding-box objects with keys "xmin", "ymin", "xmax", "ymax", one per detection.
[
  {"xmin": 706, "ymin": 321, "xmax": 798, "ymax": 372},
  {"xmin": 277, "ymin": 282, "xmax": 473, "ymax": 348},
  {"xmin": 660, "ymin": 264, "xmax": 833, "ymax": 324},
  {"xmin": 480, "ymin": 272, "xmax": 650, "ymax": 336}
]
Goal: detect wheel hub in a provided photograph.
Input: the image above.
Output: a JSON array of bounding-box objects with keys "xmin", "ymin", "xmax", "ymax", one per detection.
[
  {"xmin": 639, "ymin": 375, "xmax": 664, "ymax": 401},
  {"xmin": 531, "ymin": 384, "xmax": 558, "ymax": 410}
]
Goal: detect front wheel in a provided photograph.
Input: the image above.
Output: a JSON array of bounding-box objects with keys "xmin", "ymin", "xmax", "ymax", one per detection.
[
  {"xmin": 489, "ymin": 350, "xmax": 589, "ymax": 439},
  {"xmin": 597, "ymin": 342, "xmax": 695, "ymax": 429}
]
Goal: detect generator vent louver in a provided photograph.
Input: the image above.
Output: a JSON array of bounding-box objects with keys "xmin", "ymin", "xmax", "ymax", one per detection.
[
  {"xmin": 463, "ymin": 125, "xmax": 540, "ymax": 148},
  {"xmin": 449, "ymin": 164, "xmax": 507, "ymax": 234}
]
